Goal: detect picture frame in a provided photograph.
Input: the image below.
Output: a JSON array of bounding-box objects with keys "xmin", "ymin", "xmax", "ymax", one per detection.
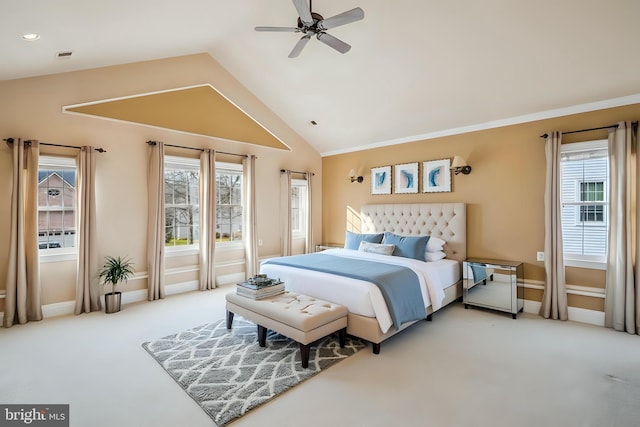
[
  {"xmin": 370, "ymin": 165, "xmax": 392, "ymax": 195},
  {"xmin": 394, "ymin": 162, "xmax": 419, "ymax": 194},
  {"xmin": 423, "ymin": 159, "xmax": 452, "ymax": 193}
]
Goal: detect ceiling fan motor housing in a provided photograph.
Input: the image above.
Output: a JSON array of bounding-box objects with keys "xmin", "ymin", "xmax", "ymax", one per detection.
[{"xmin": 297, "ymin": 12, "xmax": 325, "ymax": 33}]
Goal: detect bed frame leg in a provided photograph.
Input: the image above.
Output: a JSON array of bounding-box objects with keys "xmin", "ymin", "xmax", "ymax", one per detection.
[
  {"xmin": 372, "ymin": 342, "xmax": 380, "ymax": 354},
  {"xmin": 426, "ymin": 314, "xmax": 433, "ymax": 322}
]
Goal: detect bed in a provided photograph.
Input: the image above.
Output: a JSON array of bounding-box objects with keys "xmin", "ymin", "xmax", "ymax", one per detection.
[{"xmin": 260, "ymin": 203, "xmax": 466, "ymax": 353}]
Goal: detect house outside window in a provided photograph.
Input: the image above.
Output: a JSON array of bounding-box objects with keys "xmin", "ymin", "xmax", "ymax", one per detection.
[
  {"xmin": 579, "ymin": 181, "xmax": 605, "ymax": 222},
  {"xmin": 216, "ymin": 162, "xmax": 243, "ymax": 243},
  {"xmin": 38, "ymin": 155, "xmax": 76, "ymax": 252},
  {"xmin": 291, "ymin": 179, "xmax": 308, "ymax": 238},
  {"xmin": 164, "ymin": 156, "xmax": 200, "ymax": 248},
  {"xmin": 560, "ymin": 139, "xmax": 608, "ymax": 269}
]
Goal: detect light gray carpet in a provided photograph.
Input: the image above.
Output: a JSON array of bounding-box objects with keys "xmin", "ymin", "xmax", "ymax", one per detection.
[
  {"xmin": 4, "ymin": 288, "xmax": 640, "ymax": 427},
  {"xmin": 142, "ymin": 317, "xmax": 365, "ymax": 426}
]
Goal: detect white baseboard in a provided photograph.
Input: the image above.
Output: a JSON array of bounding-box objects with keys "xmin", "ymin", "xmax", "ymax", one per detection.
[
  {"xmin": 165, "ymin": 280, "xmax": 199, "ymax": 295},
  {"xmin": 1, "ymin": 280, "xmax": 607, "ymax": 327},
  {"xmin": 42, "ymin": 301, "xmax": 76, "ymax": 318},
  {"xmin": 0, "ymin": 281, "xmax": 205, "ymax": 323},
  {"xmin": 216, "ymin": 273, "xmax": 245, "ymax": 286},
  {"xmin": 523, "ymin": 300, "xmax": 604, "ymax": 326}
]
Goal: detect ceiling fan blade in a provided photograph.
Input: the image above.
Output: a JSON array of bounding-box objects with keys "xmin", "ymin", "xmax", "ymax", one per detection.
[
  {"xmin": 316, "ymin": 32, "xmax": 351, "ymax": 54},
  {"xmin": 318, "ymin": 7, "xmax": 364, "ymax": 30},
  {"xmin": 292, "ymin": 0, "xmax": 314, "ymax": 26},
  {"xmin": 255, "ymin": 26, "xmax": 300, "ymax": 32},
  {"xmin": 289, "ymin": 34, "xmax": 312, "ymax": 58}
]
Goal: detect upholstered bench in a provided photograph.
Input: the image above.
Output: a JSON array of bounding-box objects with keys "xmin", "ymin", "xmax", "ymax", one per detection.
[{"xmin": 225, "ymin": 291, "xmax": 348, "ymax": 368}]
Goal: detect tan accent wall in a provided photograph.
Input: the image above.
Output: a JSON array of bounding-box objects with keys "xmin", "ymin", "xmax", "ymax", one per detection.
[
  {"xmin": 0, "ymin": 53, "xmax": 321, "ymax": 306},
  {"xmin": 322, "ymin": 103, "xmax": 640, "ymax": 311}
]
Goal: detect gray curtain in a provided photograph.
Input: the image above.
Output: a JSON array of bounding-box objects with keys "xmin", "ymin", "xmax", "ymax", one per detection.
[
  {"xmin": 605, "ymin": 121, "xmax": 639, "ymax": 334},
  {"xmin": 244, "ymin": 155, "xmax": 259, "ymax": 277},
  {"xmin": 304, "ymin": 171, "xmax": 314, "ymax": 254},
  {"xmin": 4, "ymin": 139, "xmax": 42, "ymax": 327},
  {"xmin": 75, "ymin": 146, "xmax": 101, "ymax": 314},
  {"xmin": 280, "ymin": 170, "xmax": 292, "ymax": 256},
  {"xmin": 147, "ymin": 141, "xmax": 165, "ymax": 300},
  {"xmin": 540, "ymin": 131, "xmax": 568, "ymax": 320},
  {"xmin": 199, "ymin": 149, "xmax": 217, "ymax": 290}
]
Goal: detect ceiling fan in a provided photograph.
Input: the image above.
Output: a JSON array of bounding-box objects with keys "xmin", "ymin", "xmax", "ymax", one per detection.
[{"xmin": 255, "ymin": 0, "xmax": 365, "ymax": 58}]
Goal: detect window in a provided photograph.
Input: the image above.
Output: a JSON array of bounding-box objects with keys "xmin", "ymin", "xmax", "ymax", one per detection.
[
  {"xmin": 579, "ymin": 181, "xmax": 604, "ymax": 222},
  {"xmin": 560, "ymin": 139, "xmax": 608, "ymax": 268},
  {"xmin": 291, "ymin": 179, "xmax": 308, "ymax": 238},
  {"xmin": 165, "ymin": 156, "xmax": 200, "ymax": 248},
  {"xmin": 38, "ymin": 156, "xmax": 77, "ymax": 252},
  {"xmin": 216, "ymin": 162, "xmax": 243, "ymax": 243}
]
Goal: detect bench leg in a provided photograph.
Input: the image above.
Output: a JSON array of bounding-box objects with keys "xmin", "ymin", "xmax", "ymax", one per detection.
[
  {"xmin": 226, "ymin": 311, "xmax": 234, "ymax": 329},
  {"xmin": 339, "ymin": 328, "xmax": 346, "ymax": 348},
  {"xmin": 299, "ymin": 343, "xmax": 310, "ymax": 368},
  {"xmin": 257, "ymin": 325, "xmax": 267, "ymax": 347}
]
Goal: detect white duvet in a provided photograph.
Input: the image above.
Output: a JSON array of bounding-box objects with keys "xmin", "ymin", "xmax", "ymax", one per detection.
[{"xmin": 260, "ymin": 248, "xmax": 455, "ymax": 333}]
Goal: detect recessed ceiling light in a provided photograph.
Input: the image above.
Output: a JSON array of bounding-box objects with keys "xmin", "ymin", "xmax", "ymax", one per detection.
[{"xmin": 21, "ymin": 33, "xmax": 40, "ymax": 41}]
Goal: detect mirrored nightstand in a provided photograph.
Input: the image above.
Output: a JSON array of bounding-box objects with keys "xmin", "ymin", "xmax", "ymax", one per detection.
[{"xmin": 463, "ymin": 258, "xmax": 524, "ymax": 319}]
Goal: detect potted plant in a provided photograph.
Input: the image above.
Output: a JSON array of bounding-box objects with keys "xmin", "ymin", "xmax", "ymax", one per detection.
[{"xmin": 98, "ymin": 256, "xmax": 134, "ymax": 314}]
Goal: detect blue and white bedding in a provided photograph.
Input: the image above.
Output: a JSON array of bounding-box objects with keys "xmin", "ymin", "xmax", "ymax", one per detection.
[
  {"xmin": 263, "ymin": 252, "xmax": 426, "ymax": 331},
  {"xmin": 260, "ymin": 248, "xmax": 458, "ymax": 333}
]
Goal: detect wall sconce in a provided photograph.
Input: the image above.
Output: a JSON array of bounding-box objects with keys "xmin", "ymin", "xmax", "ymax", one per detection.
[
  {"xmin": 451, "ymin": 156, "xmax": 472, "ymax": 175},
  {"xmin": 349, "ymin": 169, "xmax": 364, "ymax": 183}
]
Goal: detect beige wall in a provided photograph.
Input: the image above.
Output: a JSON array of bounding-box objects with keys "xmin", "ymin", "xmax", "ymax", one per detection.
[
  {"xmin": 0, "ymin": 53, "xmax": 322, "ymax": 307},
  {"xmin": 322, "ymin": 103, "xmax": 640, "ymax": 310}
]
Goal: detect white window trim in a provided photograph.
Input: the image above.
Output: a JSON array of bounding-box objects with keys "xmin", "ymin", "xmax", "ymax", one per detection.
[
  {"xmin": 40, "ymin": 251, "xmax": 77, "ymax": 263},
  {"xmin": 291, "ymin": 178, "xmax": 308, "ymax": 240},
  {"xmin": 564, "ymin": 257, "xmax": 607, "ymax": 270},
  {"xmin": 560, "ymin": 139, "xmax": 608, "ymax": 270}
]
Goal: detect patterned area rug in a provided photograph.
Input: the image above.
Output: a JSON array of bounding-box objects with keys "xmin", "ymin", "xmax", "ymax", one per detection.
[{"xmin": 142, "ymin": 318, "xmax": 365, "ymax": 426}]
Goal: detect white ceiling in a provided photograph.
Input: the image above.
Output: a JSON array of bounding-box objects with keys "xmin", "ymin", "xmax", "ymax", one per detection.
[{"xmin": 3, "ymin": 0, "xmax": 640, "ymax": 156}]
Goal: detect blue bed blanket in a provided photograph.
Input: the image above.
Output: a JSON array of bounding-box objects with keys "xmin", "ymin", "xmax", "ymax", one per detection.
[{"xmin": 262, "ymin": 253, "xmax": 426, "ymax": 330}]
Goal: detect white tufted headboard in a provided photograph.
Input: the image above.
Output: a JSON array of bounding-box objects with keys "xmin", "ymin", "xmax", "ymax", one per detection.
[{"xmin": 360, "ymin": 203, "xmax": 467, "ymax": 263}]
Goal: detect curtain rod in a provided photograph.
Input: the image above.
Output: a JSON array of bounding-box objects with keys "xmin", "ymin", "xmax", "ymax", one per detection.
[
  {"xmin": 280, "ymin": 168, "xmax": 315, "ymax": 176},
  {"xmin": 540, "ymin": 124, "xmax": 619, "ymax": 139},
  {"xmin": 146, "ymin": 140, "xmax": 248, "ymax": 158},
  {"xmin": 4, "ymin": 138, "xmax": 106, "ymax": 153}
]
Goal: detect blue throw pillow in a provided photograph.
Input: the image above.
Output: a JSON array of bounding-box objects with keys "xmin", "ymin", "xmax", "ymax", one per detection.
[
  {"xmin": 382, "ymin": 232, "xmax": 430, "ymax": 261},
  {"xmin": 344, "ymin": 231, "xmax": 384, "ymax": 250}
]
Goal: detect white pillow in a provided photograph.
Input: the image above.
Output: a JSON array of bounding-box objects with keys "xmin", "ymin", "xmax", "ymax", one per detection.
[
  {"xmin": 425, "ymin": 251, "xmax": 446, "ymax": 262},
  {"xmin": 358, "ymin": 241, "xmax": 395, "ymax": 256},
  {"xmin": 426, "ymin": 236, "xmax": 445, "ymax": 252}
]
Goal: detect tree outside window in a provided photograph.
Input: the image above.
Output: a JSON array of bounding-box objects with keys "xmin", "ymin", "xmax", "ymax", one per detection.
[
  {"xmin": 216, "ymin": 164, "xmax": 243, "ymax": 243},
  {"xmin": 291, "ymin": 179, "xmax": 308, "ymax": 237},
  {"xmin": 165, "ymin": 157, "xmax": 200, "ymax": 247}
]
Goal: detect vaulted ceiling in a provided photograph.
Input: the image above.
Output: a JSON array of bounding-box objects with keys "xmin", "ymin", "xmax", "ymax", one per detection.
[{"xmin": 3, "ymin": 0, "xmax": 640, "ymax": 155}]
